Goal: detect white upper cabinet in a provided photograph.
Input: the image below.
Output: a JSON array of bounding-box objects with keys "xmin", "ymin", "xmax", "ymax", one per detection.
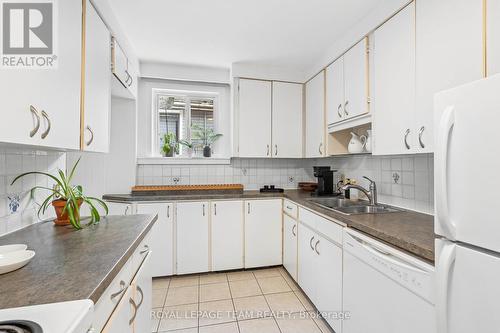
[
  {"xmin": 373, "ymin": 2, "xmax": 416, "ymax": 155},
  {"xmin": 326, "ymin": 58, "xmax": 345, "ymax": 125},
  {"xmin": 237, "ymin": 79, "xmax": 272, "ymax": 157},
  {"xmin": 343, "ymin": 38, "xmax": 370, "ymax": 120},
  {"xmin": 0, "ymin": 0, "xmax": 82, "ymax": 150},
  {"xmin": 416, "ymin": 0, "xmax": 483, "ymax": 153},
  {"xmin": 83, "ymin": 0, "xmax": 111, "ymax": 152},
  {"xmin": 111, "ymin": 38, "xmax": 137, "ymax": 100},
  {"xmin": 305, "ymin": 71, "xmax": 325, "ymax": 157},
  {"xmin": 487, "ymin": 0, "xmax": 500, "ymax": 76},
  {"xmin": 272, "ymin": 82, "xmax": 303, "ymax": 158}
]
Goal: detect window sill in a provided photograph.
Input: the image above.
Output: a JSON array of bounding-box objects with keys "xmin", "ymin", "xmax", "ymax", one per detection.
[{"xmin": 137, "ymin": 157, "xmax": 232, "ymax": 165}]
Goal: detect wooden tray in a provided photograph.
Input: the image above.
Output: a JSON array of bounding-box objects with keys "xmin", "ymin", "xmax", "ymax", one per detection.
[{"xmin": 131, "ymin": 184, "xmax": 244, "ymax": 196}]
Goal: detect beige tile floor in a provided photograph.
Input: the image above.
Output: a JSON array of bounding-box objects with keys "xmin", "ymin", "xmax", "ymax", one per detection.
[{"xmin": 151, "ymin": 267, "xmax": 335, "ymax": 333}]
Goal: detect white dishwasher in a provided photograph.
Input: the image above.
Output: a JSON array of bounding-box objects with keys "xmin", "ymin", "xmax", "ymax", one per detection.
[{"xmin": 343, "ymin": 229, "xmax": 435, "ymax": 333}]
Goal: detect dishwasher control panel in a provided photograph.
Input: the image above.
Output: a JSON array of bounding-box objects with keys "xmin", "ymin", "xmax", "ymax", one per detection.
[{"xmin": 344, "ymin": 229, "xmax": 435, "ymax": 303}]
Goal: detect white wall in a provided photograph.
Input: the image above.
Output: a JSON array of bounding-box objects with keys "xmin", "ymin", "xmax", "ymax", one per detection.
[
  {"xmin": 141, "ymin": 62, "xmax": 231, "ymax": 84},
  {"xmin": 137, "ymin": 78, "xmax": 231, "ymax": 159}
]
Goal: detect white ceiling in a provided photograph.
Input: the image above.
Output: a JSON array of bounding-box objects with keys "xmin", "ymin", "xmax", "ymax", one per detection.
[{"xmin": 108, "ymin": 0, "xmax": 383, "ymax": 71}]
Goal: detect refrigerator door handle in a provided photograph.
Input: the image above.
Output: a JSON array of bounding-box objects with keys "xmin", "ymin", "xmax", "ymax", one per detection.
[
  {"xmin": 436, "ymin": 106, "xmax": 456, "ymax": 239},
  {"xmin": 436, "ymin": 242, "xmax": 457, "ymax": 333}
]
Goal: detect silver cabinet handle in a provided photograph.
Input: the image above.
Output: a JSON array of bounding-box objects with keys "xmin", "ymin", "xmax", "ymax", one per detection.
[
  {"xmin": 292, "ymin": 224, "xmax": 297, "ymax": 236},
  {"xmin": 337, "ymin": 104, "xmax": 342, "ymax": 118},
  {"xmin": 124, "ymin": 205, "xmax": 129, "ymax": 215},
  {"xmin": 214, "ymin": 203, "xmax": 217, "ymax": 216},
  {"xmin": 418, "ymin": 126, "xmax": 425, "ymax": 148},
  {"xmin": 266, "ymin": 144, "xmax": 270, "ymax": 156},
  {"xmin": 124, "ymin": 70, "xmax": 131, "ymax": 86},
  {"xmin": 247, "ymin": 202, "xmax": 250, "ymax": 214},
  {"xmin": 167, "ymin": 205, "xmax": 170, "ymax": 218},
  {"xmin": 202, "ymin": 204, "xmax": 205, "ymax": 216},
  {"xmin": 286, "ymin": 205, "xmax": 293, "ymax": 210},
  {"xmin": 110, "ymin": 280, "xmax": 127, "ymax": 299},
  {"xmin": 127, "ymin": 72, "xmax": 133, "ymax": 87},
  {"xmin": 309, "ymin": 236, "xmax": 315, "ymax": 250},
  {"xmin": 275, "ymin": 144, "xmax": 278, "ymax": 156},
  {"xmin": 129, "ymin": 297, "xmax": 138, "ymax": 325},
  {"xmin": 315, "ymin": 240, "xmax": 320, "ymax": 255},
  {"xmin": 139, "ymin": 244, "xmax": 149, "ymax": 254},
  {"xmin": 40, "ymin": 110, "xmax": 51, "ymax": 139},
  {"xmin": 318, "ymin": 143, "xmax": 323, "ymax": 155},
  {"xmin": 404, "ymin": 128, "xmax": 410, "ymax": 150},
  {"xmin": 136, "ymin": 285, "xmax": 144, "ymax": 310},
  {"xmin": 85, "ymin": 125, "xmax": 94, "ymax": 146},
  {"xmin": 29, "ymin": 105, "xmax": 40, "ymax": 137},
  {"xmin": 344, "ymin": 100, "xmax": 349, "ymax": 116}
]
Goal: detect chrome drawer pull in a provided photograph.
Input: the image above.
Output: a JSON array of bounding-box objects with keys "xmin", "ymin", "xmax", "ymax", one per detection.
[
  {"xmin": 40, "ymin": 110, "xmax": 51, "ymax": 139},
  {"xmin": 418, "ymin": 126, "xmax": 425, "ymax": 148},
  {"xmin": 404, "ymin": 128, "xmax": 410, "ymax": 150},
  {"xmin": 86, "ymin": 126, "xmax": 94, "ymax": 146},
  {"xmin": 292, "ymin": 224, "xmax": 297, "ymax": 237},
  {"xmin": 309, "ymin": 236, "xmax": 315, "ymax": 250},
  {"xmin": 315, "ymin": 240, "xmax": 320, "ymax": 255},
  {"xmin": 129, "ymin": 298, "xmax": 138, "ymax": 325},
  {"xmin": 139, "ymin": 244, "xmax": 149, "ymax": 254},
  {"xmin": 29, "ymin": 105, "xmax": 40, "ymax": 137},
  {"xmin": 110, "ymin": 280, "xmax": 126, "ymax": 299}
]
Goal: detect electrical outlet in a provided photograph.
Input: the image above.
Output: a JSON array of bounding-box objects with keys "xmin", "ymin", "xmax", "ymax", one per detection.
[
  {"xmin": 172, "ymin": 177, "xmax": 180, "ymax": 185},
  {"xmin": 288, "ymin": 176, "xmax": 295, "ymax": 184},
  {"xmin": 392, "ymin": 172, "xmax": 400, "ymax": 184}
]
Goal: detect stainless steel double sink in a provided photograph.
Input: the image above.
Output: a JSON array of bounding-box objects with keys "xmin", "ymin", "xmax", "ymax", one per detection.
[{"xmin": 307, "ymin": 197, "xmax": 402, "ymax": 215}]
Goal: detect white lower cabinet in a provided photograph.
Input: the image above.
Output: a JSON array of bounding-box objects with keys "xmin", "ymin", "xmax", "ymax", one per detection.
[
  {"xmin": 298, "ymin": 210, "xmax": 343, "ymax": 333},
  {"xmin": 244, "ymin": 199, "xmax": 283, "ymax": 268},
  {"xmin": 176, "ymin": 201, "xmax": 209, "ymax": 274},
  {"xmin": 101, "ymin": 286, "xmax": 133, "ymax": 333},
  {"xmin": 211, "ymin": 201, "xmax": 244, "ymax": 271},
  {"xmin": 283, "ymin": 214, "xmax": 298, "ymax": 281},
  {"xmin": 105, "ymin": 202, "xmax": 133, "ymax": 215},
  {"xmin": 130, "ymin": 252, "xmax": 152, "ymax": 333},
  {"xmin": 136, "ymin": 203, "xmax": 173, "ymax": 277}
]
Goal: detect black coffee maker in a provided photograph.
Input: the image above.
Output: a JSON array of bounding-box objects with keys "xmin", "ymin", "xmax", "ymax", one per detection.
[{"xmin": 312, "ymin": 166, "xmax": 337, "ymax": 196}]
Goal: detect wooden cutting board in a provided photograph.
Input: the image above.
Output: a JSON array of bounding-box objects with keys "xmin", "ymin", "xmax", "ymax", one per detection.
[{"xmin": 131, "ymin": 184, "xmax": 244, "ymax": 196}]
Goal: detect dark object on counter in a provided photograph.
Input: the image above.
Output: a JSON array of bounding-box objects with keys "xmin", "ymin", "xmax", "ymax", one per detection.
[
  {"xmin": 312, "ymin": 166, "xmax": 337, "ymax": 196},
  {"xmin": 203, "ymin": 145, "xmax": 211, "ymax": 157},
  {"xmin": 260, "ymin": 185, "xmax": 284, "ymax": 193},
  {"xmin": 298, "ymin": 182, "xmax": 318, "ymax": 192},
  {"xmin": 131, "ymin": 184, "xmax": 244, "ymax": 196}
]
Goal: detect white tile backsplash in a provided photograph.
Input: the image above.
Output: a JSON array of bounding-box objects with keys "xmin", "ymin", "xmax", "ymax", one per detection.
[
  {"xmin": 0, "ymin": 148, "xmax": 65, "ymax": 236},
  {"xmin": 136, "ymin": 154, "xmax": 435, "ymax": 215}
]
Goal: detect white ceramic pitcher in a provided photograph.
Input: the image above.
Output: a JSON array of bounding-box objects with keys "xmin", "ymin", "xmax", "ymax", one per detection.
[{"xmin": 348, "ymin": 132, "xmax": 367, "ymax": 154}]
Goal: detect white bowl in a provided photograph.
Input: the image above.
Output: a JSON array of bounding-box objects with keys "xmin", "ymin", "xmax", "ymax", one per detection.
[
  {"xmin": 0, "ymin": 250, "xmax": 35, "ymax": 275},
  {"xmin": 0, "ymin": 244, "xmax": 27, "ymax": 254}
]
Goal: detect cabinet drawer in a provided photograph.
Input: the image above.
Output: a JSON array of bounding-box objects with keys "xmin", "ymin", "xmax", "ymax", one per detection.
[
  {"xmin": 283, "ymin": 200, "xmax": 298, "ymax": 218},
  {"xmin": 131, "ymin": 231, "xmax": 152, "ymax": 277},
  {"xmin": 315, "ymin": 215, "xmax": 343, "ymax": 246},
  {"xmin": 93, "ymin": 257, "xmax": 133, "ymax": 332}
]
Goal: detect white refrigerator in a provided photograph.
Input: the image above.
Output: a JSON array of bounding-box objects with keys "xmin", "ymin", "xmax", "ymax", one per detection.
[{"xmin": 434, "ymin": 74, "xmax": 500, "ymax": 333}]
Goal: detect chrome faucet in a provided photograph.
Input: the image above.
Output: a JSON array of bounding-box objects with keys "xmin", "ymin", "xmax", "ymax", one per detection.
[{"xmin": 342, "ymin": 176, "xmax": 378, "ymax": 205}]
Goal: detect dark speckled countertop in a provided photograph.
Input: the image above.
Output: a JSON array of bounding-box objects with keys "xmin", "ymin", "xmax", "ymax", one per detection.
[
  {"xmin": 104, "ymin": 190, "xmax": 435, "ymax": 263},
  {"xmin": 0, "ymin": 214, "xmax": 157, "ymax": 310}
]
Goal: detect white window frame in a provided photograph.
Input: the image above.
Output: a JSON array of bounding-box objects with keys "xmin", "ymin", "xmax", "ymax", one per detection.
[{"xmin": 151, "ymin": 88, "xmax": 220, "ymax": 158}]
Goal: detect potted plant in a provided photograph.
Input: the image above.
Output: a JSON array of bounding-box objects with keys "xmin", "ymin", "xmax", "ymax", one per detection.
[
  {"xmin": 161, "ymin": 133, "xmax": 179, "ymax": 157},
  {"xmin": 178, "ymin": 139, "xmax": 194, "ymax": 158},
  {"xmin": 191, "ymin": 124, "xmax": 223, "ymax": 157},
  {"xmin": 11, "ymin": 157, "xmax": 108, "ymax": 230}
]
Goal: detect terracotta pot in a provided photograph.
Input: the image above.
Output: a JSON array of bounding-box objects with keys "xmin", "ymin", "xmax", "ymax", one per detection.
[{"xmin": 52, "ymin": 199, "xmax": 83, "ymax": 226}]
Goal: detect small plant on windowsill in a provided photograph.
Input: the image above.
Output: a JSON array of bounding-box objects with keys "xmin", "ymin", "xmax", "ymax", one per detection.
[
  {"xmin": 161, "ymin": 133, "xmax": 179, "ymax": 157},
  {"xmin": 178, "ymin": 139, "xmax": 195, "ymax": 158},
  {"xmin": 10, "ymin": 157, "xmax": 108, "ymax": 230},
  {"xmin": 191, "ymin": 124, "xmax": 222, "ymax": 158}
]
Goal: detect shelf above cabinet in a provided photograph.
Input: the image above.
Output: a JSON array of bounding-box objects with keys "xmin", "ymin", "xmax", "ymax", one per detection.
[{"xmin": 327, "ymin": 122, "xmax": 372, "ymax": 156}]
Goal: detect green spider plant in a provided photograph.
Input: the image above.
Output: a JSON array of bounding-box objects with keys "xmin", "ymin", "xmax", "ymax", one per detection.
[{"xmin": 11, "ymin": 157, "xmax": 108, "ymax": 230}]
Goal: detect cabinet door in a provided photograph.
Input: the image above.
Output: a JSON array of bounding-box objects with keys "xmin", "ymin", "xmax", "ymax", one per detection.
[
  {"xmin": 272, "ymin": 82, "xmax": 303, "ymax": 158},
  {"xmin": 83, "ymin": 0, "xmax": 111, "ymax": 152},
  {"xmin": 488, "ymin": 0, "xmax": 500, "ymax": 76},
  {"xmin": 244, "ymin": 199, "xmax": 282, "ymax": 268},
  {"xmin": 0, "ymin": 0, "xmax": 81, "ymax": 149},
  {"xmin": 112, "ymin": 39, "xmax": 129, "ymax": 87},
  {"xmin": 343, "ymin": 38, "xmax": 369, "ymax": 119},
  {"xmin": 372, "ymin": 2, "xmax": 416, "ymax": 155},
  {"xmin": 105, "ymin": 202, "xmax": 134, "ymax": 215},
  {"xmin": 297, "ymin": 223, "xmax": 316, "ymax": 301},
  {"xmin": 416, "ymin": 0, "xmax": 483, "ymax": 153},
  {"xmin": 283, "ymin": 214, "xmax": 298, "ymax": 281},
  {"xmin": 176, "ymin": 202, "xmax": 209, "ymax": 274},
  {"xmin": 238, "ymin": 79, "xmax": 272, "ymax": 157},
  {"xmin": 211, "ymin": 201, "xmax": 244, "ymax": 271},
  {"xmin": 131, "ymin": 252, "xmax": 152, "ymax": 333},
  {"xmin": 305, "ymin": 71, "xmax": 325, "ymax": 158},
  {"xmin": 326, "ymin": 58, "xmax": 345, "ymax": 125},
  {"xmin": 314, "ymin": 235, "xmax": 343, "ymax": 333},
  {"xmin": 101, "ymin": 287, "xmax": 133, "ymax": 333},
  {"xmin": 136, "ymin": 203, "xmax": 173, "ymax": 277}
]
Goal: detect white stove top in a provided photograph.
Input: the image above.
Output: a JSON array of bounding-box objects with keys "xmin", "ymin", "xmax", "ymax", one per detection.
[{"xmin": 0, "ymin": 300, "xmax": 93, "ymax": 333}]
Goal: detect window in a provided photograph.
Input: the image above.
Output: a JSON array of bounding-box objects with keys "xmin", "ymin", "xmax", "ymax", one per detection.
[{"xmin": 155, "ymin": 90, "xmax": 216, "ymax": 157}]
